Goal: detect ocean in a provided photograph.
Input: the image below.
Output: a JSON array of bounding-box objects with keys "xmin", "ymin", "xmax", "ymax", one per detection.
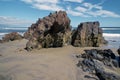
[
  {"xmin": 0, "ymin": 26, "xmax": 120, "ymax": 48},
  {"xmin": 102, "ymin": 27, "xmax": 120, "ymax": 48},
  {"xmin": 0, "ymin": 27, "xmax": 27, "ymax": 39}
]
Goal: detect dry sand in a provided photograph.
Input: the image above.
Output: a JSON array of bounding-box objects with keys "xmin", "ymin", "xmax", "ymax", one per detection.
[{"xmin": 0, "ymin": 39, "xmax": 119, "ymax": 80}]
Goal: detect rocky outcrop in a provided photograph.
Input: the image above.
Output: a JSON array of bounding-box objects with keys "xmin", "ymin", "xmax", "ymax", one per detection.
[
  {"xmin": 24, "ymin": 11, "xmax": 71, "ymax": 51},
  {"xmin": 71, "ymin": 22, "xmax": 107, "ymax": 47},
  {"xmin": 0, "ymin": 32, "xmax": 23, "ymax": 43},
  {"xmin": 77, "ymin": 49, "xmax": 120, "ymax": 80},
  {"xmin": 24, "ymin": 11, "xmax": 107, "ymax": 51}
]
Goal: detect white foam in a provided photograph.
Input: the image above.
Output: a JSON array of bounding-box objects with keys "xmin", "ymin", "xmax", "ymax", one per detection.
[
  {"xmin": 103, "ymin": 33, "xmax": 120, "ymax": 37},
  {"xmin": 4, "ymin": 27, "xmax": 27, "ymax": 30},
  {"xmin": 0, "ymin": 33, "xmax": 8, "ymax": 36},
  {"xmin": 102, "ymin": 28, "xmax": 120, "ymax": 30},
  {"xmin": 0, "ymin": 32, "xmax": 24, "ymax": 36},
  {"xmin": 18, "ymin": 32, "xmax": 24, "ymax": 36}
]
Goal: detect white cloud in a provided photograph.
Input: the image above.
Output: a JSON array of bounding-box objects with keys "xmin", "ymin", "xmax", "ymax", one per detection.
[
  {"xmin": 21, "ymin": 0, "xmax": 120, "ymax": 18},
  {"xmin": 32, "ymin": 3, "xmax": 64, "ymax": 11},
  {"xmin": 83, "ymin": 3, "xmax": 102, "ymax": 10},
  {"xmin": 0, "ymin": 16, "xmax": 32, "ymax": 26},
  {"xmin": 66, "ymin": 7, "xmax": 89, "ymax": 17},
  {"xmin": 74, "ymin": 2, "xmax": 120, "ymax": 18},
  {"xmin": 21, "ymin": 0, "xmax": 58, "ymax": 4},
  {"xmin": 64, "ymin": 0, "xmax": 84, "ymax": 3},
  {"xmin": 21, "ymin": 0, "xmax": 64, "ymax": 11},
  {"xmin": 75, "ymin": 6, "xmax": 87, "ymax": 12},
  {"xmin": 97, "ymin": 10, "xmax": 120, "ymax": 17}
]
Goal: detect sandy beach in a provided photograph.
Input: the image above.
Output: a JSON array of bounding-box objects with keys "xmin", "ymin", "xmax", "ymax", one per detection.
[{"xmin": 0, "ymin": 39, "xmax": 119, "ymax": 80}]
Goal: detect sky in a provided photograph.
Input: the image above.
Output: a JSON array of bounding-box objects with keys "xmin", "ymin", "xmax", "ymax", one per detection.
[{"xmin": 0, "ymin": 0, "xmax": 120, "ymax": 27}]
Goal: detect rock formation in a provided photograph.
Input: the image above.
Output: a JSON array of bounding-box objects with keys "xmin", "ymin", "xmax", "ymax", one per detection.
[
  {"xmin": 71, "ymin": 22, "xmax": 107, "ymax": 47},
  {"xmin": 77, "ymin": 49, "xmax": 120, "ymax": 80},
  {"xmin": 24, "ymin": 11, "xmax": 71, "ymax": 51},
  {"xmin": 24, "ymin": 11, "xmax": 107, "ymax": 51},
  {"xmin": 0, "ymin": 32, "xmax": 23, "ymax": 43}
]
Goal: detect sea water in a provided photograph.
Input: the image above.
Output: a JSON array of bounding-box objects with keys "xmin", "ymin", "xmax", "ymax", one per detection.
[
  {"xmin": 0, "ymin": 26, "xmax": 120, "ymax": 48},
  {"xmin": 0, "ymin": 26, "xmax": 27, "ymax": 39},
  {"xmin": 102, "ymin": 27, "xmax": 120, "ymax": 48}
]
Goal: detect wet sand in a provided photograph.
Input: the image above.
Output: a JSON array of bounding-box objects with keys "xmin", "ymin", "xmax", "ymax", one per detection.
[{"xmin": 0, "ymin": 39, "xmax": 119, "ymax": 80}]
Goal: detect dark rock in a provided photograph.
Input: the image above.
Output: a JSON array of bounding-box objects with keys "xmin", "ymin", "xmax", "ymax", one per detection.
[
  {"xmin": 76, "ymin": 55, "xmax": 81, "ymax": 58},
  {"xmin": 84, "ymin": 75, "xmax": 98, "ymax": 80},
  {"xmin": 117, "ymin": 47, "xmax": 120, "ymax": 56},
  {"xmin": 71, "ymin": 21, "xmax": 107, "ymax": 47},
  {"xmin": 0, "ymin": 32, "xmax": 23, "ymax": 43},
  {"xmin": 84, "ymin": 49, "xmax": 104, "ymax": 61},
  {"xmin": 112, "ymin": 60, "xmax": 119, "ymax": 68},
  {"xmin": 77, "ymin": 49, "xmax": 120, "ymax": 80},
  {"xmin": 83, "ymin": 59, "xmax": 94, "ymax": 69},
  {"xmin": 95, "ymin": 68, "xmax": 120, "ymax": 80},
  {"xmin": 98, "ymin": 49, "xmax": 116, "ymax": 59},
  {"xmin": 24, "ymin": 11, "xmax": 71, "ymax": 51}
]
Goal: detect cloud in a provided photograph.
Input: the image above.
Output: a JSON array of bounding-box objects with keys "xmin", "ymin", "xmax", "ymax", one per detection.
[
  {"xmin": 97, "ymin": 10, "xmax": 120, "ymax": 17},
  {"xmin": 21, "ymin": 0, "xmax": 64, "ymax": 11},
  {"xmin": 21, "ymin": 0, "xmax": 120, "ymax": 18},
  {"xmin": 63, "ymin": 0, "xmax": 84, "ymax": 3},
  {"xmin": 21, "ymin": 0, "xmax": 58, "ymax": 4},
  {"xmin": 74, "ymin": 2, "xmax": 120, "ymax": 18},
  {"xmin": 66, "ymin": 7, "xmax": 89, "ymax": 17},
  {"xmin": 0, "ymin": 16, "xmax": 32, "ymax": 26},
  {"xmin": 32, "ymin": 3, "xmax": 64, "ymax": 11},
  {"xmin": 75, "ymin": 6, "xmax": 87, "ymax": 12},
  {"xmin": 83, "ymin": 3, "xmax": 102, "ymax": 10}
]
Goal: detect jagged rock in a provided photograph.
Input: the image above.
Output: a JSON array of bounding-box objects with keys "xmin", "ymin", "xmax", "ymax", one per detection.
[
  {"xmin": 82, "ymin": 49, "xmax": 116, "ymax": 61},
  {"xmin": 71, "ymin": 21, "xmax": 107, "ymax": 47},
  {"xmin": 95, "ymin": 68, "xmax": 120, "ymax": 80},
  {"xmin": 0, "ymin": 32, "xmax": 23, "ymax": 43},
  {"xmin": 102, "ymin": 49, "xmax": 116, "ymax": 59},
  {"xmin": 84, "ymin": 49, "xmax": 104, "ymax": 61},
  {"xmin": 24, "ymin": 11, "xmax": 71, "ymax": 51},
  {"xmin": 77, "ymin": 49, "xmax": 120, "ymax": 80}
]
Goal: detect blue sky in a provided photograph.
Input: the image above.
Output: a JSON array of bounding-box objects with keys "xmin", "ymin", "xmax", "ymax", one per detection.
[{"xmin": 0, "ymin": 0, "xmax": 120, "ymax": 27}]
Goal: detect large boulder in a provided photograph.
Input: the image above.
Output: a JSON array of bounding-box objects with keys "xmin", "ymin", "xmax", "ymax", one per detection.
[
  {"xmin": 71, "ymin": 21, "xmax": 107, "ymax": 47},
  {"xmin": 0, "ymin": 32, "xmax": 23, "ymax": 43},
  {"xmin": 24, "ymin": 11, "xmax": 71, "ymax": 51}
]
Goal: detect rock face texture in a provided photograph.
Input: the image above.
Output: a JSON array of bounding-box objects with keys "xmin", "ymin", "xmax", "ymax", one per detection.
[
  {"xmin": 24, "ymin": 11, "xmax": 71, "ymax": 51},
  {"xmin": 24, "ymin": 11, "xmax": 107, "ymax": 51},
  {"xmin": 0, "ymin": 32, "xmax": 23, "ymax": 43},
  {"xmin": 77, "ymin": 49, "xmax": 120, "ymax": 80},
  {"xmin": 71, "ymin": 22, "xmax": 107, "ymax": 47}
]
